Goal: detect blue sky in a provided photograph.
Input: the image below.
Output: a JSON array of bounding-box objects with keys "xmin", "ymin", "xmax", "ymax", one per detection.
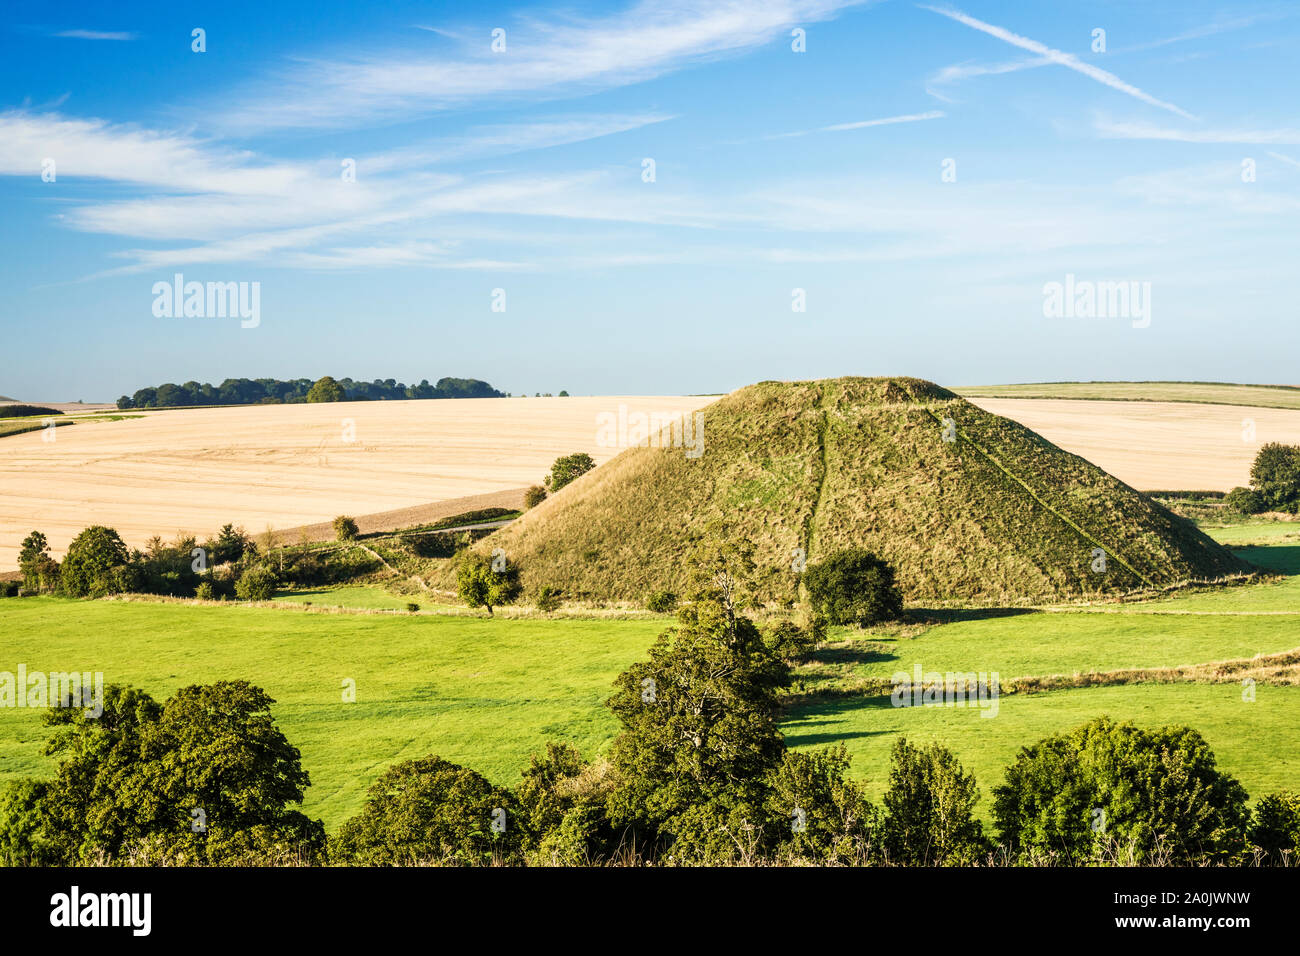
[{"xmin": 2, "ymin": 0, "xmax": 1298, "ymax": 401}]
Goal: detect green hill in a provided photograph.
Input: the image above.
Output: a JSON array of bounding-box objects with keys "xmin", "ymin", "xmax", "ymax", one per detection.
[{"xmin": 461, "ymin": 377, "xmax": 1248, "ymax": 606}]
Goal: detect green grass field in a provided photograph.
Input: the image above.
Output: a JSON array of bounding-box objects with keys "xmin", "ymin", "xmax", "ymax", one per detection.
[
  {"xmin": 955, "ymin": 381, "xmax": 1300, "ymax": 409},
  {"xmin": 3, "ymin": 525, "xmax": 1297, "ymax": 832}
]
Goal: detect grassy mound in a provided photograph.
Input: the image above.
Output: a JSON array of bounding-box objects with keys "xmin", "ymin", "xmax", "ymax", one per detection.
[{"xmin": 464, "ymin": 377, "xmax": 1248, "ymax": 605}]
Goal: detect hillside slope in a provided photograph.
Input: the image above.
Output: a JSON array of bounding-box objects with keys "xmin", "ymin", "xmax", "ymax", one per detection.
[{"xmin": 467, "ymin": 377, "xmax": 1249, "ymax": 605}]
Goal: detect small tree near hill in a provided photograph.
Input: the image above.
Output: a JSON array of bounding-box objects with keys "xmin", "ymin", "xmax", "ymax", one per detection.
[
  {"xmin": 333, "ymin": 515, "xmax": 359, "ymax": 541},
  {"xmin": 235, "ymin": 566, "xmax": 278, "ymax": 601},
  {"xmin": 544, "ymin": 452, "xmax": 595, "ymax": 493},
  {"xmin": 802, "ymin": 548, "xmax": 903, "ymax": 626},
  {"xmin": 456, "ymin": 553, "xmax": 520, "ymax": 615},
  {"xmin": 523, "ymin": 485, "xmax": 547, "ymax": 509}
]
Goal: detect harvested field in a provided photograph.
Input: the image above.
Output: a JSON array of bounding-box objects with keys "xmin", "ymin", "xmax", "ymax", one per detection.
[
  {"xmin": 967, "ymin": 398, "xmax": 1300, "ymax": 492},
  {"xmin": 0, "ymin": 395, "xmax": 713, "ymax": 568}
]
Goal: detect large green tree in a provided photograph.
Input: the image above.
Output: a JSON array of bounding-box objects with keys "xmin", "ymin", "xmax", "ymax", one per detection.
[
  {"xmin": 992, "ymin": 717, "xmax": 1249, "ymax": 864},
  {"xmin": 59, "ymin": 525, "xmax": 134, "ymax": 597},
  {"xmin": 306, "ymin": 375, "xmax": 346, "ymax": 403},
  {"xmin": 30, "ymin": 682, "xmax": 323, "ymax": 865},
  {"xmin": 543, "ymin": 452, "xmax": 595, "ymax": 492},
  {"xmin": 1249, "ymin": 443, "xmax": 1300, "ymax": 513}
]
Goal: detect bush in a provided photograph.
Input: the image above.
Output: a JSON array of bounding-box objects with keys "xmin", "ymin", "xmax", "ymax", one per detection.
[
  {"xmin": 235, "ymin": 566, "xmax": 278, "ymax": 601},
  {"xmin": 992, "ymin": 717, "xmax": 1249, "ymax": 864},
  {"xmin": 881, "ymin": 738, "xmax": 987, "ymax": 865},
  {"xmin": 60, "ymin": 526, "xmax": 133, "ymax": 597},
  {"xmin": 333, "ymin": 515, "xmax": 359, "ymax": 541},
  {"xmin": 330, "ymin": 756, "xmax": 521, "ymax": 865},
  {"xmin": 523, "ymin": 485, "xmax": 547, "ymax": 509},
  {"xmin": 1224, "ymin": 486, "xmax": 1265, "ymax": 515},
  {"xmin": 405, "ymin": 602, "xmax": 420, "ymax": 613},
  {"xmin": 802, "ymin": 548, "xmax": 904, "ymax": 626},
  {"xmin": 645, "ymin": 590, "xmax": 677, "ymax": 613},
  {"xmin": 766, "ymin": 746, "xmax": 879, "ymax": 864},
  {"xmin": 0, "ymin": 580, "xmax": 18, "ymax": 598},
  {"xmin": 544, "ymin": 452, "xmax": 595, "ymax": 493},
  {"xmin": 194, "ymin": 581, "xmax": 216, "ymax": 601},
  {"xmin": 534, "ymin": 586, "xmax": 561, "ymax": 612},
  {"xmin": 1248, "ymin": 791, "xmax": 1300, "ymax": 862}
]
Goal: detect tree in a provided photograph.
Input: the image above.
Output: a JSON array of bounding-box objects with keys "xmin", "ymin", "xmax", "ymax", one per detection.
[
  {"xmin": 306, "ymin": 375, "xmax": 346, "ymax": 403},
  {"xmin": 455, "ymin": 553, "xmax": 520, "ymax": 615},
  {"xmin": 544, "ymin": 452, "xmax": 595, "ymax": 493},
  {"xmin": 802, "ymin": 548, "xmax": 904, "ymax": 626},
  {"xmin": 60, "ymin": 526, "xmax": 134, "ymax": 597},
  {"xmin": 604, "ymin": 605, "xmax": 788, "ymax": 846},
  {"xmin": 18, "ymin": 531, "xmax": 56, "ymax": 593},
  {"xmin": 333, "ymin": 515, "xmax": 359, "ymax": 541},
  {"xmin": 992, "ymin": 717, "xmax": 1249, "ymax": 864},
  {"xmin": 1249, "ymin": 443, "xmax": 1300, "ymax": 513},
  {"xmin": 331, "ymin": 756, "xmax": 521, "ymax": 865},
  {"xmin": 34, "ymin": 682, "xmax": 323, "ymax": 864},
  {"xmin": 523, "ymin": 485, "xmax": 547, "ymax": 509},
  {"xmin": 206, "ymin": 523, "xmax": 251, "ymax": 565},
  {"xmin": 881, "ymin": 738, "xmax": 987, "ymax": 865},
  {"xmin": 235, "ymin": 566, "xmax": 278, "ymax": 601}
]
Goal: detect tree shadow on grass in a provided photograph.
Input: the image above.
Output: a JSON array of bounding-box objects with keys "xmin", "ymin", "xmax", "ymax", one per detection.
[
  {"xmin": 782, "ymin": 695, "xmax": 896, "ymax": 747},
  {"xmin": 909, "ymin": 606, "xmax": 1040, "ymax": 625},
  {"xmin": 1233, "ymin": 543, "xmax": 1300, "ymax": 576}
]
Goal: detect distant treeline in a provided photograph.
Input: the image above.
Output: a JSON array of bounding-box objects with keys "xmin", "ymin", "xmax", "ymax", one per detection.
[{"xmin": 116, "ymin": 376, "xmax": 504, "ymax": 409}]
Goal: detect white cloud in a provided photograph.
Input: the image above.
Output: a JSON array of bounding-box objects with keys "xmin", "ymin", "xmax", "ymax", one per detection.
[
  {"xmin": 53, "ymin": 30, "xmax": 136, "ymax": 41},
  {"xmin": 921, "ymin": 4, "xmax": 1197, "ymax": 119},
  {"xmin": 208, "ymin": 0, "xmax": 865, "ymax": 133},
  {"xmin": 1095, "ymin": 116, "xmax": 1300, "ymax": 145}
]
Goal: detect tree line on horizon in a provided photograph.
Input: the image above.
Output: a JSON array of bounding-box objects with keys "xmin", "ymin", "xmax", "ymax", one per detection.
[{"xmin": 116, "ymin": 375, "xmax": 505, "ymax": 409}]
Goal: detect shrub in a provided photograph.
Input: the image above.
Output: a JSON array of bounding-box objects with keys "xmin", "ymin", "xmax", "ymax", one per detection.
[
  {"xmin": 802, "ymin": 548, "xmax": 904, "ymax": 626},
  {"xmin": 534, "ymin": 586, "xmax": 561, "ymax": 612},
  {"xmin": 0, "ymin": 581, "xmax": 18, "ymax": 598},
  {"xmin": 330, "ymin": 756, "xmax": 521, "ymax": 865},
  {"xmin": 235, "ymin": 566, "xmax": 278, "ymax": 601},
  {"xmin": 762, "ymin": 619, "xmax": 819, "ymax": 661},
  {"xmin": 992, "ymin": 717, "xmax": 1249, "ymax": 864},
  {"xmin": 405, "ymin": 602, "xmax": 420, "ymax": 613},
  {"xmin": 333, "ymin": 515, "xmax": 359, "ymax": 541},
  {"xmin": 881, "ymin": 738, "xmax": 987, "ymax": 865},
  {"xmin": 1250, "ymin": 443, "xmax": 1300, "ymax": 513},
  {"xmin": 645, "ymin": 590, "xmax": 677, "ymax": 613},
  {"xmin": 523, "ymin": 485, "xmax": 547, "ymax": 509},
  {"xmin": 1224, "ymin": 486, "xmax": 1265, "ymax": 515},
  {"xmin": 1248, "ymin": 791, "xmax": 1300, "ymax": 863},
  {"xmin": 0, "ymin": 779, "xmax": 53, "ymax": 866},
  {"xmin": 205, "ymin": 523, "xmax": 252, "ymax": 565},
  {"xmin": 544, "ymin": 452, "xmax": 595, "ymax": 493},
  {"xmin": 60, "ymin": 526, "xmax": 133, "ymax": 597},
  {"xmin": 194, "ymin": 581, "xmax": 216, "ymax": 601},
  {"xmin": 455, "ymin": 553, "xmax": 520, "ymax": 615}
]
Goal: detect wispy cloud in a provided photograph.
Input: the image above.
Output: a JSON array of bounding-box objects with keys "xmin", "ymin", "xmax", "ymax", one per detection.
[
  {"xmin": 1095, "ymin": 116, "xmax": 1300, "ymax": 145},
  {"xmin": 767, "ymin": 109, "xmax": 944, "ymax": 139},
  {"xmin": 208, "ymin": 0, "xmax": 864, "ymax": 133},
  {"xmin": 921, "ymin": 4, "xmax": 1197, "ymax": 119},
  {"xmin": 53, "ymin": 30, "xmax": 136, "ymax": 41},
  {"xmin": 1268, "ymin": 151, "xmax": 1300, "ymax": 169}
]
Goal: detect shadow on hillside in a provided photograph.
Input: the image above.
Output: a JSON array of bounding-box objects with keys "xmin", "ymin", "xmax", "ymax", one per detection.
[
  {"xmin": 909, "ymin": 606, "xmax": 1040, "ymax": 624},
  {"xmin": 815, "ymin": 644, "xmax": 896, "ymax": 666}
]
